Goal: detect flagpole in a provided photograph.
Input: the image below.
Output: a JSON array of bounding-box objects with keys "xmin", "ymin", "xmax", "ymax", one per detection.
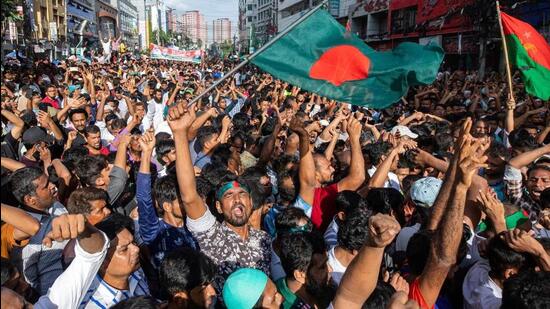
[
  {"xmin": 495, "ymin": 0, "xmax": 515, "ymax": 106},
  {"xmin": 188, "ymin": 0, "xmax": 329, "ymax": 106}
]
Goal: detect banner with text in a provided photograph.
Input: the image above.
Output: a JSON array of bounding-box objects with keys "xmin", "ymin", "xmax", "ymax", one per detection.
[{"xmin": 149, "ymin": 44, "xmax": 202, "ymax": 63}]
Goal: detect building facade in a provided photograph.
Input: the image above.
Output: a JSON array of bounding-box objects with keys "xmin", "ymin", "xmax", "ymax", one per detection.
[
  {"xmin": 213, "ymin": 18, "xmax": 232, "ymax": 43},
  {"xmin": 166, "ymin": 7, "xmax": 176, "ymax": 32},
  {"xmin": 66, "ymin": 0, "xmax": 97, "ymax": 45},
  {"xmin": 181, "ymin": 10, "xmax": 208, "ymax": 48},
  {"xmin": 96, "ymin": 0, "xmax": 118, "ymax": 38},
  {"xmin": 255, "ymin": 0, "xmax": 277, "ymax": 46},
  {"xmin": 32, "ymin": 0, "xmax": 67, "ymax": 41},
  {"xmin": 118, "ymin": 0, "xmax": 138, "ymax": 46}
]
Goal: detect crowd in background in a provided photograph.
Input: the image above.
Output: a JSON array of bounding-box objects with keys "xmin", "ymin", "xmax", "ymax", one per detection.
[{"xmin": 1, "ymin": 48, "xmax": 549, "ymax": 309}]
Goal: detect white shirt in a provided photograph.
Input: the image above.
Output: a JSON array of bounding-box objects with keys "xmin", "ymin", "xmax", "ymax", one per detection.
[
  {"xmin": 11, "ymin": 202, "xmax": 69, "ymax": 295},
  {"xmin": 395, "ymin": 223, "xmax": 421, "ymax": 252},
  {"xmin": 324, "ymin": 218, "xmax": 339, "ymax": 249},
  {"xmin": 462, "ymin": 259, "xmax": 502, "ymax": 309},
  {"xmin": 79, "ymin": 269, "xmax": 150, "ymax": 308},
  {"xmin": 95, "ymin": 120, "xmax": 116, "ymax": 146},
  {"xmin": 34, "ymin": 232, "xmax": 109, "ymax": 309},
  {"xmin": 144, "ymin": 98, "xmax": 166, "ymax": 132},
  {"xmin": 367, "ymin": 166, "xmax": 402, "ymax": 192},
  {"xmin": 327, "ymin": 247, "xmax": 347, "ymax": 286}
]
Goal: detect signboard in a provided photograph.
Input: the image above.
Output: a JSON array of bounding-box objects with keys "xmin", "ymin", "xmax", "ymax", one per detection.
[
  {"xmin": 50, "ymin": 22, "xmax": 58, "ymax": 41},
  {"xmin": 8, "ymin": 22, "xmax": 17, "ymax": 41},
  {"xmin": 419, "ymin": 35, "xmax": 442, "ymax": 47},
  {"xmin": 149, "ymin": 44, "xmax": 202, "ymax": 63}
]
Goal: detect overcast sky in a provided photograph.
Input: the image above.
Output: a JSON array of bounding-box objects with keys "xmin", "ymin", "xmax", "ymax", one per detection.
[{"xmin": 164, "ymin": 0, "xmax": 239, "ymax": 43}]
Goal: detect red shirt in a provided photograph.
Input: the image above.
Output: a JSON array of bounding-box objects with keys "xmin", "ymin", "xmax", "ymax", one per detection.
[
  {"xmin": 311, "ymin": 183, "xmax": 339, "ymax": 232},
  {"xmin": 88, "ymin": 146, "xmax": 110, "ymax": 156},
  {"xmin": 41, "ymin": 96, "xmax": 60, "ymax": 109},
  {"xmin": 409, "ymin": 278, "xmax": 434, "ymax": 309}
]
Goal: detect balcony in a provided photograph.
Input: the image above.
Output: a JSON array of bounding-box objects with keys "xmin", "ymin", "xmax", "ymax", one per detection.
[{"xmin": 278, "ymin": 0, "xmax": 305, "ymax": 12}]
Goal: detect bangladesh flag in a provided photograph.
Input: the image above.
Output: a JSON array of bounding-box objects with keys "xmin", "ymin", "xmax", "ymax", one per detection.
[
  {"xmin": 501, "ymin": 12, "xmax": 550, "ymax": 100},
  {"xmin": 251, "ymin": 10, "xmax": 444, "ymax": 108}
]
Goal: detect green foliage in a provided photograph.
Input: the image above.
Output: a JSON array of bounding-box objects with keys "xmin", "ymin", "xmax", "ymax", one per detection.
[{"xmin": 2, "ymin": 0, "xmax": 23, "ymax": 22}]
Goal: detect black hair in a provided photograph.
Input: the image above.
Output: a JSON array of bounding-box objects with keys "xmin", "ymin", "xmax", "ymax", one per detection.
[
  {"xmin": 232, "ymin": 112, "xmax": 250, "ymax": 131},
  {"xmin": 488, "ymin": 142, "xmax": 512, "ymax": 162},
  {"xmin": 435, "ymin": 133, "xmax": 454, "ymax": 153},
  {"xmin": 501, "ymin": 270, "xmax": 550, "ymax": 309},
  {"xmin": 527, "ymin": 164, "xmax": 550, "ymax": 178},
  {"xmin": 335, "ymin": 191, "xmax": 367, "ymax": 216},
  {"xmin": 84, "ymin": 125, "xmax": 101, "ymax": 137},
  {"xmin": 278, "ymin": 232, "xmax": 325, "ymax": 279},
  {"xmin": 361, "ymin": 281, "xmax": 396, "ymax": 309},
  {"xmin": 275, "ymin": 207, "xmax": 311, "ymax": 236},
  {"xmin": 366, "ymin": 188, "xmax": 405, "ymax": 226},
  {"xmin": 338, "ymin": 205, "xmax": 372, "ymax": 251},
  {"xmin": 195, "ymin": 126, "xmax": 219, "ymax": 153},
  {"xmin": 364, "ymin": 142, "xmax": 392, "ymax": 166},
  {"xmin": 67, "ymin": 187, "xmax": 108, "ymax": 215},
  {"xmin": 95, "ymin": 213, "xmax": 135, "ymax": 241},
  {"xmin": 1, "ymin": 257, "xmax": 17, "ymax": 286},
  {"xmin": 486, "ymin": 235, "xmax": 532, "ymax": 281},
  {"xmin": 210, "ymin": 143, "xmax": 233, "ymax": 168},
  {"xmin": 509, "ymin": 128, "xmax": 537, "ymax": 151},
  {"xmin": 68, "ymin": 108, "xmax": 88, "ymax": 121},
  {"xmin": 159, "ymin": 247, "xmax": 217, "ymax": 298},
  {"xmin": 74, "ymin": 156, "xmax": 108, "ymax": 187},
  {"xmin": 196, "ymin": 175, "xmax": 213, "ymax": 201},
  {"xmin": 155, "ymin": 139, "xmax": 175, "ymax": 166},
  {"xmin": 402, "ymin": 174, "xmax": 423, "ymax": 196},
  {"xmin": 10, "ymin": 166, "xmax": 43, "ymax": 204},
  {"xmin": 153, "ymin": 176, "xmax": 179, "ymax": 216},
  {"xmin": 104, "ymin": 114, "xmax": 119, "ymax": 124},
  {"xmin": 110, "ymin": 118, "xmax": 127, "ymax": 130},
  {"xmin": 541, "ymin": 187, "xmax": 550, "ymax": 210},
  {"xmin": 62, "ymin": 146, "xmax": 89, "ymax": 171},
  {"xmin": 110, "ymin": 296, "xmax": 157, "ymax": 309},
  {"xmin": 201, "ymin": 164, "xmax": 234, "ymax": 187}
]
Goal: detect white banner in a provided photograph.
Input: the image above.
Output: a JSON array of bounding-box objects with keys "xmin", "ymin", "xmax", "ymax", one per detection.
[{"xmin": 149, "ymin": 44, "xmax": 202, "ymax": 63}]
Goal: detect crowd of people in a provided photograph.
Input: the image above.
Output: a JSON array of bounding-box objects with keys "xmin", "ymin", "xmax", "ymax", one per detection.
[{"xmin": 0, "ymin": 46, "xmax": 549, "ymax": 309}]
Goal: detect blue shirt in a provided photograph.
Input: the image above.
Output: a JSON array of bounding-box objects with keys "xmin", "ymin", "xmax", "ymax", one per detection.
[
  {"xmin": 136, "ymin": 172, "xmax": 198, "ymax": 270},
  {"xmin": 263, "ymin": 204, "xmax": 286, "ymax": 238}
]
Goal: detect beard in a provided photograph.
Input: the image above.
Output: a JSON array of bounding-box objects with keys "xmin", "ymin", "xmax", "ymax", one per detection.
[
  {"xmin": 224, "ymin": 203, "xmax": 250, "ymax": 227},
  {"xmin": 305, "ymin": 275, "xmax": 337, "ymax": 308}
]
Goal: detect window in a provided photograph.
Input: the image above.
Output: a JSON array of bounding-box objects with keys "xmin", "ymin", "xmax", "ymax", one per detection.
[{"xmin": 391, "ymin": 7, "xmax": 416, "ymax": 34}]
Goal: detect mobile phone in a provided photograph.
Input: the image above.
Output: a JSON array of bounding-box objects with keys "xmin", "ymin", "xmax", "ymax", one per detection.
[
  {"xmin": 38, "ymin": 103, "xmax": 49, "ymax": 112},
  {"xmin": 69, "ymin": 67, "xmax": 79, "ymax": 72}
]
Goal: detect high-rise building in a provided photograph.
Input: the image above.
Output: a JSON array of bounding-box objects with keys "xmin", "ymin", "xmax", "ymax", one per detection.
[
  {"xmin": 130, "ymin": 0, "xmax": 147, "ymax": 49},
  {"xmin": 144, "ymin": 0, "xmax": 167, "ymax": 45},
  {"xmin": 66, "ymin": 0, "xmax": 97, "ymax": 45},
  {"xmin": 32, "ymin": 0, "xmax": 67, "ymax": 41},
  {"xmin": 166, "ymin": 7, "xmax": 176, "ymax": 32},
  {"xmin": 181, "ymin": 10, "xmax": 207, "ymax": 48},
  {"xmin": 96, "ymin": 0, "xmax": 118, "ymax": 37},
  {"xmin": 118, "ymin": 0, "xmax": 138, "ymax": 46},
  {"xmin": 213, "ymin": 18, "xmax": 232, "ymax": 43}
]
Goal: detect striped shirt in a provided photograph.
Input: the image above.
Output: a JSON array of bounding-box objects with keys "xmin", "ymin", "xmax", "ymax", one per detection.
[
  {"xmin": 79, "ymin": 269, "xmax": 150, "ymax": 308},
  {"xmin": 11, "ymin": 202, "xmax": 68, "ymax": 296}
]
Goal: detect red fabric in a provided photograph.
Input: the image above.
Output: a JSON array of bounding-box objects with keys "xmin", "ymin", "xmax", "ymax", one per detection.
[
  {"xmin": 309, "ymin": 45, "xmax": 371, "ymax": 86},
  {"xmin": 501, "ymin": 11, "xmax": 550, "ymax": 71},
  {"xmin": 100, "ymin": 147, "xmax": 110, "ymax": 156},
  {"xmin": 409, "ymin": 278, "xmax": 434, "ymax": 309},
  {"xmin": 311, "ymin": 183, "xmax": 339, "ymax": 232},
  {"xmin": 41, "ymin": 96, "xmax": 60, "ymax": 109}
]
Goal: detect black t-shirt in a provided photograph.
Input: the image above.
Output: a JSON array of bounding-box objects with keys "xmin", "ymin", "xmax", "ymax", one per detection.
[{"xmin": 1, "ymin": 132, "xmax": 20, "ymax": 204}]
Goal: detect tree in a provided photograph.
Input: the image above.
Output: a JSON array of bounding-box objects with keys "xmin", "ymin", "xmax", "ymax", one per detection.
[
  {"xmin": 196, "ymin": 38, "xmax": 203, "ymax": 49},
  {"xmin": 2, "ymin": 0, "xmax": 22, "ymax": 22}
]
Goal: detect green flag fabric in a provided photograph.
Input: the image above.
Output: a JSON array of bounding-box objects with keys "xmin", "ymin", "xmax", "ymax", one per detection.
[
  {"xmin": 501, "ymin": 11, "xmax": 550, "ymax": 100},
  {"xmin": 251, "ymin": 9, "xmax": 444, "ymax": 108}
]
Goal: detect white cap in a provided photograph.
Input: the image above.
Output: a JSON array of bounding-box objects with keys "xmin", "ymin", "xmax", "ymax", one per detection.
[{"xmin": 390, "ymin": 125, "xmax": 418, "ymax": 139}]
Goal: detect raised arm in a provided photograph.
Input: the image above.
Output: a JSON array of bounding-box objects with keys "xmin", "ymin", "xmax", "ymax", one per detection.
[
  {"xmin": 290, "ymin": 117, "xmax": 316, "ymax": 206},
  {"xmin": 187, "ymin": 108, "xmax": 217, "ymax": 141},
  {"xmin": 324, "ymin": 128, "xmax": 339, "ymax": 161},
  {"xmin": 425, "ymin": 147, "xmax": 458, "ymax": 231},
  {"xmin": 369, "ymin": 140, "xmax": 416, "ymax": 189},
  {"xmin": 333, "ymin": 214, "xmax": 401, "ymax": 308},
  {"xmin": 168, "ymin": 103, "xmax": 206, "ymax": 219},
  {"xmin": 508, "ymin": 144, "xmax": 550, "ymax": 169},
  {"xmin": 1, "ymin": 203, "xmax": 40, "ymax": 241},
  {"xmin": 136, "ymin": 131, "xmax": 161, "ymax": 244},
  {"xmin": 417, "ymin": 119, "xmax": 488, "ymax": 308},
  {"xmin": 0, "ymin": 157, "xmax": 26, "ymax": 171},
  {"xmin": 338, "ymin": 117, "xmax": 365, "ymax": 191},
  {"xmin": 318, "ymin": 112, "xmax": 344, "ymax": 141},
  {"xmin": 0, "ymin": 108, "xmax": 25, "ymax": 139}
]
